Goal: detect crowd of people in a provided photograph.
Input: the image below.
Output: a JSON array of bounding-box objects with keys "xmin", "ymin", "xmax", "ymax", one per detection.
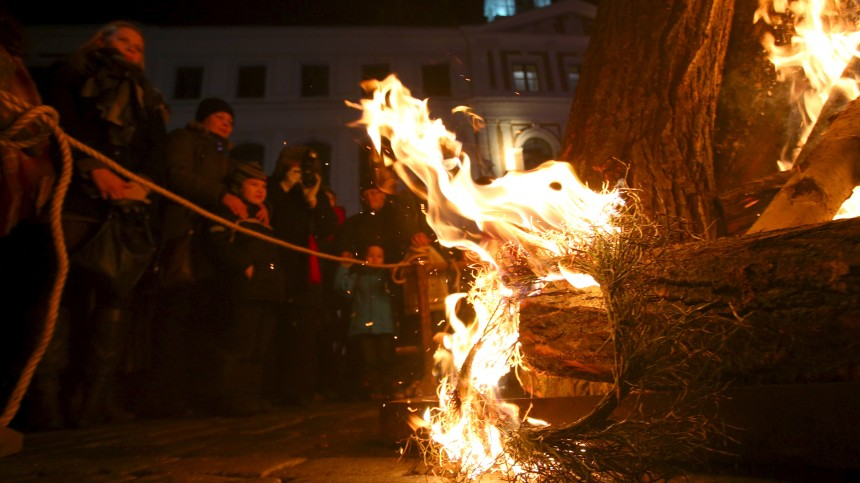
[{"xmin": 0, "ymin": 15, "xmax": 464, "ymax": 432}]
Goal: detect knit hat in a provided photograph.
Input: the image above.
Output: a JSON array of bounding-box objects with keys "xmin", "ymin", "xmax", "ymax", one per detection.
[
  {"xmin": 229, "ymin": 161, "xmax": 266, "ymax": 195},
  {"xmin": 195, "ymin": 97, "xmax": 234, "ymax": 122}
]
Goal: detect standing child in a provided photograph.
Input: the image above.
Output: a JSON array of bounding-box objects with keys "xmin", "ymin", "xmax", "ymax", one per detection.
[
  {"xmin": 202, "ymin": 161, "xmax": 284, "ymax": 416},
  {"xmin": 333, "ymin": 244, "xmax": 397, "ymax": 401}
]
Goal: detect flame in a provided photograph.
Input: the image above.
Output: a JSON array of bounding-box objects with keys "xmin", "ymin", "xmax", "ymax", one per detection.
[
  {"xmin": 350, "ymin": 76, "xmax": 623, "ymax": 479},
  {"xmin": 756, "ymin": 0, "xmax": 860, "ymax": 217}
]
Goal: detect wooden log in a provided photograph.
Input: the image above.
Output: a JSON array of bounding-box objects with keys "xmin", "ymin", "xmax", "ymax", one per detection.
[
  {"xmin": 792, "ymin": 51, "xmax": 860, "ymax": 171},
  {"xmin": 517, "ymin": 285, "xmax": 614, "ymax": 382},
  {"xmin": 747, "ymin": 98, "xmax": 860, "ymax": 233},
  {"xmin": 518, "ymin": 217, "xmax": 860, "ymax": 385}
]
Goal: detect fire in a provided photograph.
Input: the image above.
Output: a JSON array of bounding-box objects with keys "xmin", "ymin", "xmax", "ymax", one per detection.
[
  {"xmin": 756, "ymin": 0, "xmax": 860, "ymax": 217},
  {"xmin": 349, "ymin": 76, "xmax": 622, "ymax": 479}
]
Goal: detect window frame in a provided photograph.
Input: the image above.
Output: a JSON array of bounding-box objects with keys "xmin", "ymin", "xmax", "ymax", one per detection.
[
  {"xmin": 173, "ymin": 66, "xmax": 204, "ymax": 100},
  {"xmin": 301, "ymin": 64, "xmax": 331, "ymax": 98},
  {"xmin": 511, "ymin": 62, "xmax": 541, "ymax": 92},
  {"xmin": 421, "ymin": 63, "xmax": 452, "ymax": 97}
]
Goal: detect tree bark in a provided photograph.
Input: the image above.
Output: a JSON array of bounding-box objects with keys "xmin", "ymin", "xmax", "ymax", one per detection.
[
  {"xmin": 518, "ymin": 216, "xmax": 860, "ymax": 385},
  {"xmin": 560, "ymin": 0, "xmax": 735, "ymax": 240},
  {"xmin": 712, "ymin": 1, "xmax": 789, "ymax": 193}
]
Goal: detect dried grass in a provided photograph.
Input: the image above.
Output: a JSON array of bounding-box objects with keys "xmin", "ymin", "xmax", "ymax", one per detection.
[{"xmin": 410, "ymin": 193, "xmax": 747, "ymax": 482}]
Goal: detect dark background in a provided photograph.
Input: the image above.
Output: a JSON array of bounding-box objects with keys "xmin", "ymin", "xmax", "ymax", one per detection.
[{"xmin": 2, "ymin": 0, "xmax": 488, "ymax": 27}]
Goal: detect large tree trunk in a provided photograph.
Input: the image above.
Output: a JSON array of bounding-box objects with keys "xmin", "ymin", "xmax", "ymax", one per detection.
[
  {"xmin": 518, "ymin": 216, "xmax": 860, "ymax": 385},
  {"xmin": 560, "ymin": 0, "xmax": 735, "ymax": 240}
]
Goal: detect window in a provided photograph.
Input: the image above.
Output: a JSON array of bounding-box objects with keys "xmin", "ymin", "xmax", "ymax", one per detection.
[
  {"xmin": 567, "ymin": 64, "xmax": 581, "ymax": 92},
  {"xmin": 173, "ymin": 67, "xmax": 203, "ymax": 100},
  {"xmin": 512, "ymin": 63, "xmax": 540, "ymax": 92},
  {"xmin": 485, "ymin": 0, "xmax": 515, "ymax": 22},
  {"xmin": 361, "ymin": 63, "xmax": 390, "ymax": 97},
  {"xmin": 422, "ymin": 64, "xmax": 451, "ymax": 97},
  {"xmin": 301, "ymin": 64, "xmax": 330, "ymax": 97},
  {"xmin": 522, "ymin": 137, "xmax": 553, "ymax": 170},
  {"xmin": 236, "ymin": 65, "xmax": 266, "ymax": 98}
]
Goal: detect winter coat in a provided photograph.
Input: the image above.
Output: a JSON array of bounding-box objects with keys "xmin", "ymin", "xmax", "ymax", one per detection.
[
  {"xmin": 203, "ymin": 203, "xmax": 285, "ymax": 305},
  {"xmin": 43, "ymin": 47, "xmax": 168, "ymax": 221},
  {"xmin": 333, "ymin": 264, "xmax": 395, "ymax": 336},
  {"xmin": 267, "ymin": 180, "xmax": 339, "ymax": 302},
  {"xmin": 158, "ymin": 122, "xmax": 235, "ymax": 242},
  {"xmin": 334, "ymin": 199, "xmax": 411, "ymax": 265}
]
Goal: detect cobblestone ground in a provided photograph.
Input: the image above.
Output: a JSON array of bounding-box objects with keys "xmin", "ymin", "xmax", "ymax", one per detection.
[{"xmin": 0, "ymin": 399, "xmax": 856, "ymax": 483}]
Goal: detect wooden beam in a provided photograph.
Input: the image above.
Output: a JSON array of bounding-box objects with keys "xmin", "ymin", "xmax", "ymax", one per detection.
[{"xmin": 519, "ymin": 217, "xmax": 860, "ymax": 384}]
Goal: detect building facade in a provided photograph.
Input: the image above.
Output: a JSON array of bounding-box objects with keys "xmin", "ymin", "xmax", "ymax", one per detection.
[{"xmin": 22, "ymin": 0, "xmax": 595, "ymax": 214}]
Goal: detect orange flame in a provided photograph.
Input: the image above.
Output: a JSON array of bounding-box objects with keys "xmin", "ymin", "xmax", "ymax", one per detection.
[
  {"xmin": 756, "ymin": 0, "xmax": 860, "ymax": 217},
  {"xmin": 756, "ymin": 0, "xmax": 860, "ymax": 167},
  {"xmin": 350, "ymin": 75, "xmax": 622, "ymax": 478}
]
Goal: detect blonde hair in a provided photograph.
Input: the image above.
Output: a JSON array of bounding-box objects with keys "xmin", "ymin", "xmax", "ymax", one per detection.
[{"xmin": 75, "ymin": 20, "xmax": 146, "ymax": 68}]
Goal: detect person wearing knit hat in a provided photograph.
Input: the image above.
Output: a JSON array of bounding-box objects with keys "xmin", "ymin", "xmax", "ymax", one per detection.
[
  {"xmin": 195, "ymin": 97, "xmax": 234, "ymax": 123},
  {"xmin": 229, "ymin": 161, "xmax": 267, "ymax": 197},
  {"xmin": 146, "ymin": 93, "xmax": 265, "ymax": 419},
  {"xmin": 192, "ymin": 97, "xmax": 235, "ymax": 144},
  {"xmin": 202, "ymin": 157, "xmax": 282, "ymax": 416}
]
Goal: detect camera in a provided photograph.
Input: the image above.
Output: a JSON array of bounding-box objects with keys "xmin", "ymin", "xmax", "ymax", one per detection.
[{"xmin": 300, "ymin": 148, "xmax": 320, "ymax": 188}]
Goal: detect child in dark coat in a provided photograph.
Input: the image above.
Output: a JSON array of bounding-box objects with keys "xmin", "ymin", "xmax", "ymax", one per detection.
[
  {"xmin": 202, "ymin": 161, "xmax": 284, "ymax": 416},
  {"xmin": 333, "ymin": 244, "xmax": 397, "ymax": 400}
]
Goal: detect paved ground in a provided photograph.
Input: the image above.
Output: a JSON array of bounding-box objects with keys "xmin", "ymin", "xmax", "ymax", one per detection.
[{"xmin": 0, "ymin": 398, "xmax": 857, "ymax": 483}]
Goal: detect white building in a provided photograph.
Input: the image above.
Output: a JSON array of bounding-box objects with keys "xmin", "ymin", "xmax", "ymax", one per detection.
[{"xmin": 22, "ymin": 0, "xmax": 595, "ymax": 214}]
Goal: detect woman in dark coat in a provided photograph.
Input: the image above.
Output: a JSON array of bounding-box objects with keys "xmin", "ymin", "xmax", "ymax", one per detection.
[{"xmin": 37, "ymin": 20, "xmax": 169, "ymax": 428}]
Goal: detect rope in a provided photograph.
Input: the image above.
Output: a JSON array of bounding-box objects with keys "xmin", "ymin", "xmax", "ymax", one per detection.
[
  {"xmin": 392, "ymin": 245, "xmax": 435, "ymax": 285},
  {"xmin": 0, "ymin": 88, "xmax": 414, "ymax": 428},
  {"xmin": 0, "ymin": 90, "xmax": 71, "ymax": 428}
]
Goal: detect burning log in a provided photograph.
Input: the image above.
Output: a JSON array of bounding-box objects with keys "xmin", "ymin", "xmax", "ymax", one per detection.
[
  {"xmin": 746, "ymin": 97, "xmax": 860, "ymax": 233},
  {"xmin": 792, "ymin": 51, "xmax": 860, "ymax": 171},
  {"xmin": 517, "ymin": 286, "xmax": 614, "ymax": 383},
  {"xmin": 518, "ymin": 216, "xmax": 860, "ymax": 387}
]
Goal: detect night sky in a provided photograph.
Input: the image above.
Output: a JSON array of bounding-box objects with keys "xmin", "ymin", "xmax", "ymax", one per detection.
[{"xmin": 3, "ymin": 0, "xmax": 487, "ymax": 27}]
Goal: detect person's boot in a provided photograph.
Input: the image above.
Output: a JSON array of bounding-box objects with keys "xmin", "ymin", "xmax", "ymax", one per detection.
[
  {"xmin": 22, "ymin": 308, "xmax": 70, "ymax": 431},
  {"xmin": 73, "ymin": 307, "xmax": 135, "ymax": 427}
]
